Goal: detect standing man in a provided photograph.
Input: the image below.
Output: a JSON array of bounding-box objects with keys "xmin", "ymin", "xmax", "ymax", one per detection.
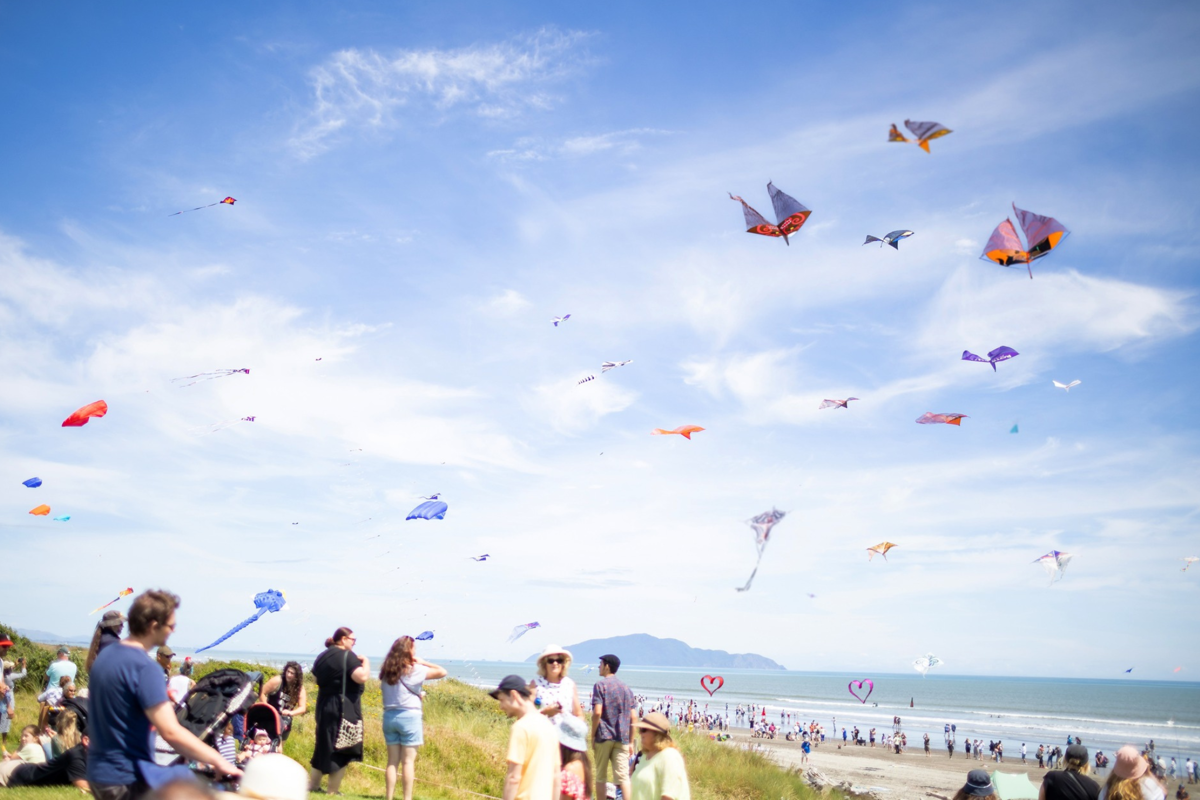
[
  {"xmin": 88, "ymin": 589, "xmax": 240, "ymax": 800},
  {"xmin": 46, "ymin": 648, "xmax": 78, "ymax": 691},
  {"xmin": 154, "ymin": 646, "xmax": 174, "ymax": 679},
  {"xmin": 591, "ymin": 654, "xmax": 637, "ymax": 800},
  {"xmin": 490, "ymin": 675, "xmax": 559, "ymax": 800}
]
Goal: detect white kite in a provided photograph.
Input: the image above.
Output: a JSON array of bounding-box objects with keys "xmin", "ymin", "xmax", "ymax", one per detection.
[
  {"xmin": 912, "ymin": 653, "xmax": 945, "ymax": 677},
  {"xmin": 1183, "ymin": 557, "xmax": 1199, "ymax": 572},
  {"xmin": 1033, "ymin": 550, "xmax": 1072, "ymax": 585},
  {"xmin": 737, "ymin": 508, "xmax": 786, "ymax": 592},
  {"xmin": 1053, "ymin": 380, "xmax": 1081, "ymax": 392},
  {"xmin": 506, "ymin": 621, "xmax": 541, "ymax": 643}
]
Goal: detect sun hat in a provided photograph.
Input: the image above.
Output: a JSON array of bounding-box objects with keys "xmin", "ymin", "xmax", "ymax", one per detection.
[
  {"xmin": 1066, "ymin": 744, "xmax": 1088, "ymax": 762},
  {"xmin": 99, "ymin": 610, "xmax": 125, "ymax": 629},
  {"xmin": 633, "ymin": 712, "xmax": 672, "ymax": 735},
  {"xmin": 558, "ymin": 714, "xmax": 588, "ymax": 752},
  {"xmin": 962, "ymin": 769, "xmax": 995, "ymax": 796},
  {"xmin": 237, "ymin": 753, "xmax": 308, "ymax": 800},
  {"xmin": 538, "ymin": 644, "xmax": 572, "ymax": 665},
  {"xmin": 489, "ymin": 674, "xmax": 532, "ymax": 699},
  {"xmin": 157, "ymin": 645, "xmax": 175, "ymax": 658},
  {"xmin": 1113, "ymin": 746, "xmax": 1148, "ymax": 780}
]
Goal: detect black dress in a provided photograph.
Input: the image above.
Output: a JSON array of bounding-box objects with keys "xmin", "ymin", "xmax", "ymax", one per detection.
[
  {"xmin": 310, "ymin": 646, "xmax": 364, "ymax": 774},
  {"xmin": 266, "ymin": 684, "xmax": 295, "ymax": 741}
]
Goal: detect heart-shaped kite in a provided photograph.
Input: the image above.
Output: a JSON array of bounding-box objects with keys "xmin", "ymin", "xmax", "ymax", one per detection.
[
  {"xmin": 848, "ymin": 679, "xmax": 874, "ymax": 704},
  {"xmin": 700, "ymin": 675, "xmax": 724, "ymax": 696}
]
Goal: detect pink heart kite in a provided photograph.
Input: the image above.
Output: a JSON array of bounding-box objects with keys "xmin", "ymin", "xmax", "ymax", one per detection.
[
  {"xmin": 848, "ymin": 679, "xmax": 874, "ymax": 704},
  {"xmin": 700, "ymin": 675, "xmax": 724, "ymax": 696}
]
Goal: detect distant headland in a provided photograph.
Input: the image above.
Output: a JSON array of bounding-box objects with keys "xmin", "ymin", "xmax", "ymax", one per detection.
[{"xmin": 526, "ymin": 633, "xmax": 785, "ymax": 670}]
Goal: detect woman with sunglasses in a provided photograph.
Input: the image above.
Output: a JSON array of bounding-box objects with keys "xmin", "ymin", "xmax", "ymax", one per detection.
[
  {"xmin": 309, "ymin": 627, "xmax": 370, "ymax": 794},
  {"xmin": 529, "ymin": 645, "xmax": 583, "ymax": 730}
]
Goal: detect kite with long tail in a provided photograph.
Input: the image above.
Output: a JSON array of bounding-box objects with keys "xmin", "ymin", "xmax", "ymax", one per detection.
[
  {"xmin": 89, "ymin": 588, "xmax": 133, "ymax": 615},
  {"xmin": 737, "ymin": 508, "xmax": 786, "ymax": 592},
  {"xmin": 195, "ymin": 589, "xmax": 287, "ymax": 653},
  {"xmin": 170, "ymin": 197, "xmax": 236, "ymax": 216}
]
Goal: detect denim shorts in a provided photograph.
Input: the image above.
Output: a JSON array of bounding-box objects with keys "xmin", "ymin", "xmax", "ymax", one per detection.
[{"xmin": 382, "ymin": 708, "xmax": 423, "ymax": 746}]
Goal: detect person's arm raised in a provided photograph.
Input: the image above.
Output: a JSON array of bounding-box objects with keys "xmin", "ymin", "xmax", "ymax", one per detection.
[{"xmin": 145, "ymin": 702, "xmax": 241, "ymax": 778}]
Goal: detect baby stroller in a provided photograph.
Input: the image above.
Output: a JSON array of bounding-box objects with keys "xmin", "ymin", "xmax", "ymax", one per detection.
[
  {"xmin": 153, "ymin": 668, "xmax": 259, "ymax": 788},
  {"xmin": 243, "ymin": 703, "xmax": 284, "ymax": 754}
]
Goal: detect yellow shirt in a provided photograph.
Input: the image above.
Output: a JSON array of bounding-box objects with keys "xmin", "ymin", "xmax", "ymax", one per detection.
[
  {"xmin": 506, "ymin": 711, "xmax": 560, "ymax": 800},
  {"xmin": 631, "ymin": 747, "xmax": 690, "ymax": 800}
]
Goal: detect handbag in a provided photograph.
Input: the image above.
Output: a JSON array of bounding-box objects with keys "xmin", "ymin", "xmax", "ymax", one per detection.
[{"xmin": 333, "ymin": 650, "xmax": 363, "ymax": 751}]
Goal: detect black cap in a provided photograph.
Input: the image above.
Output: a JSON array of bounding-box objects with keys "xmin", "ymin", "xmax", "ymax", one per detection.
[
  {"xmin": 489, "ymin": 674, "xmax": 531, "ymax": 699},
  {"xmin": 599, "ymin": 654, "xmax": 621, "ymax": 672},
  {"xmin": 963, "ymin": 770, "xmax": 994, "ymax": 797},
  {"xmin": 1066, "ymin": 744, "xmax": 1088, "ymax": 762}
]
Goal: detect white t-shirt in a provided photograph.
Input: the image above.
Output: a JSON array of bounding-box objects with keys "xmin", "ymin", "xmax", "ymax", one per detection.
[
  {"xmin": 532, "ymin": 676, "xmax": 578, "ymax": 728},
  {"xmin": 167, "ymin": 675, "xmax": 193, "ymax": 704},
  {"xmin": 1099, "ymin": 777, "xmax": 1165, "ymax": 800},
  {"xmin": 381, "ymin": 664, "xmax": 429, "ymax": 711}
]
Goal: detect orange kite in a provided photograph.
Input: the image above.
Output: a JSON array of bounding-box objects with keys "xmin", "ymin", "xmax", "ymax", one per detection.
[
  {"xmin": 29, "ymin": 504, "xmax": 51, "ymax": 516},
  {"xmin": 62, "ymin": 400, "xmax": 108, "ymax": 427},
  {"xmin": 652, "ymin": 425, "xmax": 705, "ymax": 440}
]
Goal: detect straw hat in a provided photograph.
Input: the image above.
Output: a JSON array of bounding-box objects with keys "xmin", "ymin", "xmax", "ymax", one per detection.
[
  {"xmin": 1113, "ymin": 746, "xmax": 1148, "ymax": 780},
  {"xmin": 633, "ymin": 712, "xmax": 672, "ymax": 735},
  {"xmin": 537, "ymin": 644, "xmax": 572, "ymax": 667}
]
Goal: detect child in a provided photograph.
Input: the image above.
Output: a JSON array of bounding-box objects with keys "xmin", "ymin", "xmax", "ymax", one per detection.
[
  {"xmin": 237, "ymin": 728, "xmax": 273, "ymax": 764},
  {"xmin": 3, "ymin": 726, "xmax": 46, "ymax": 765},
  {"xmin": 0, "ymin": 663, "xmax": 15, "ymax": 751},
  {"xmin": 214, "ymin": 721, "xmax": 238, "ymax": 766}
]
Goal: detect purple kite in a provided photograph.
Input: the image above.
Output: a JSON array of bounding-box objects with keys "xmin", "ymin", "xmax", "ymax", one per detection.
[
  {"xmin": 961, "ymin": 346, "xmax": 1019, "ymax": 371},
  {"xmin": 916, "ymin": 413, "xmax": 967, "ymax": 426},
  {"xmin": 981, "ymin": 204, "xmax": 1069, "ymax": 279},
  {"xmin": 729, "ymin": 183, "xmax": 812, "ymax": 246},
  {"xmin": 819, "ymin": 398, "xmax": 859, "ymax": 410},
  {"xmin": 737, "ymin": 508, "xmax": 786, "ymax": 593}
]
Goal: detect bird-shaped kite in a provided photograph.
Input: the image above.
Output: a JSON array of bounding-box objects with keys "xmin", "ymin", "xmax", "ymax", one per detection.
[
  {"xmin": 89, "ymin": 588, "xmax": 134, "ymax": 615},
  {"xmin": 868, "ymin": 542, "xmax": 898, "ymax": 561},
  {"xmin": 172, "ymin": 369, "xmax": 250, "ymax": 387},
  {"xmin": 22, "ymin": 477, "xmax": 42, "ymax": 488},
  {"xmin": 888, "ymin": 120, "xmax": 952, "ymax": 152},
  {"xmin": 29, "ymin": 504, "xmax": 51, "ymax": 516},
  {"xmin": 863, "ymin": 230, "xmax": 914, "ymax": 249},
  {"xmin": 62, "ymin": 400, "xmax": 108, "ymax": 427},
  {"xmin": 916, "ymin": 413, "xmax": 967, "ymax": 426},
  {"xmin": 652, "ymin": 425, "xmax": 705, "ymax": 439},
  {"xmin": 553, "ymin": 315, "xmax": 571, "ymax": 327},
  {"xmin": 470, "ymin": 554, "xmax": 490, "ymax": 562},
  {"xmin": 737, "ymin": 508, "xmax": 786, "ymax": 592},
  {"xmin": 507, "ymin": 622, "xmax": 540, "ymax": 643},
  {"xmin": 420, "ymin": 493, "xmax": 441, "ymax": 501},
  {"xmin": 1053, "ymin": 380, "xmax": 1081, "ymax": 392},
  {"xmin": 1182, "ymin": 557, "xmax": 1198, "ymax": 572},
  {"xmin": 819, "ymin": 398, "xmax": 859, "ymax": 410},
  {"xmin": 962, "ymin": 346, "xmax": 1019, "ymax": 371},
  {"xmin": 415, "ymin": 631, "xmax": 434, "ymax": 641},
  {"xmin": 981, "ymin": 204, "xmax": 1069, "ymax": 279},
  {"xmin": 407, "ymin": 499, "xmax": 448, "ymax": 520},
  {"xmin": 729, "ymin": 182, "xmax": 812, "ymax": 246},
  {"xmin": 170, "ymin": 197, "xmax": 236, "ymax": 216},
  {"xmin": 602, "ymin": 360, "xmax": 633, "ymax": 372},
  {"xmin": 1033, "ymin": 550, "xmax": 1072, "ymax": 585},
  {"xmin": 195, "ymin": 589, "xmax": 287, "ymax": 652},
  {"xmin": 1124, "ymin": 668, "xmax": 1133, "ymax": 674}
]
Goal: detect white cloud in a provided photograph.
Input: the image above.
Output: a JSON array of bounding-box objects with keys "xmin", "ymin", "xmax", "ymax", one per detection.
[
  {"xmin": 479, "ymin": 289, "xmax": 533, "ymax": 317},
  {"xmin": 488, "ymin": 128, "xmax": 671, "ymax": 163},
  {"xmin": 523, "ymin": 375, "xmax": 638, "ymax": 434}
]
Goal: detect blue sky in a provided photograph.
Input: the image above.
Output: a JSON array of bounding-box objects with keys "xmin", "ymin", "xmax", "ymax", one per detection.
[{"xmin": 2, "ymin": 1, "xmax": 1198, "ymax": 679}]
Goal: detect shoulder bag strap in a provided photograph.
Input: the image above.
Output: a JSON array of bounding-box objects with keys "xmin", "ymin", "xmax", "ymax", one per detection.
[
  {"xmin": 341, "ymin": 649, "xmax": 350, "ymax": 699},
  {"xmin": 398, "ymin": 665, "xmax": 424, "ymax": 704}
]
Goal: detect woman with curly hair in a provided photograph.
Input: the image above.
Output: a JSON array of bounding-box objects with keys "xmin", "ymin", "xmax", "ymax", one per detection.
[
  {"xmin": 260, "ymin": 661, "xmax": 308, "ymax": 742},
  {"xmin": 1100, "ymin": 747, "xmax": 1166, "ymax": 800},
  {"xmin": 379, "ymin": 635, "xmax": 446, "ymax": 800}
]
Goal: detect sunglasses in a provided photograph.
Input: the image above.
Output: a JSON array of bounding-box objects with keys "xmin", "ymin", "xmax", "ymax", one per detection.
[{"xmin": 545, "ymin": 657, "xmax": 565, "ymax": 665}]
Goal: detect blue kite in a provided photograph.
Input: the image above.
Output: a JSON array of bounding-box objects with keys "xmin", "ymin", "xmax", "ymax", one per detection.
[
  {"xmin": 407, "ymin": 500, "xmax": 448, "ymax": 520},
  {"xmin": 196, "ymin": 589, "xmax": 287, "ymax": 653},
  {"xmin": 415, "ymin": 631, "xmax": 434, "ymax": 641},
  {"xmin": 22, "ymin": 478, "xmax": 42, "ymax": 488}
]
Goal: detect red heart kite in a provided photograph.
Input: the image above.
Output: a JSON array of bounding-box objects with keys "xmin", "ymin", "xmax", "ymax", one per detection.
[{"xmin": 700, "ymin": 675, "xmax": 724, "ymax": 696}]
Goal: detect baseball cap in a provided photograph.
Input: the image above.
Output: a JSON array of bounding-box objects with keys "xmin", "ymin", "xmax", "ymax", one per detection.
[
  {"xmin": 1066, "ymin": 744, "xmax": 1088, "ymax": 762},
  {"xmin": 238, "ymin": 754, "xmax": 308, "ymax": 800},
  {"xmin": 962, "ymin": 769, "xmax": 995, "ymax": 797},
  {"xmin": 157, "ymin": 645, "xmax": 175, "ymax": 658},
  {"xmin": 599, "ymin": 654, "xmax": 621, "ymax": 671},
  {"xmin": 0, "ymin": 639, "xmax": 13, "ymax": 647},
  {"xmin": 1113, "ymin": 746, "xmax": 1148, "ymax": 780},
  {"xmin": 489, "ymin": 675, "xmax": 531, "ymax": 699},
  {"xmin": 57, "ymin": 646, "xmax": 70, "ymax": 655},
  {"xmin": 633, "ymin": 712, "xmax": 671, "ymax": 735}
]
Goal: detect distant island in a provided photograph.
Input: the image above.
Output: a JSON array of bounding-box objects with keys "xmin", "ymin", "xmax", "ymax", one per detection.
[{"xmin": 527, "ymin": 633, "xmax": 785, "ymax": 670}]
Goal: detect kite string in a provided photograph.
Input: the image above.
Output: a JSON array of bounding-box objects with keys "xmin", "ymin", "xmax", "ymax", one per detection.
[{"xmin": 357, "ymin": 763, "xmax": 501, "ymax": 800}]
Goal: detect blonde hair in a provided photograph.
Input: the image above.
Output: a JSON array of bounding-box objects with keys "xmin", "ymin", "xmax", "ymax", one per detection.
[
  {"xmin": 1064, "ymin": 755, "xmax": 1090, "ymax": 774},
  {"xmin": 642, "ymin": 729, "xmax": 678, "ymax": 754},
  {"xmin": 536, "ymin": 652, "xmax": 572, "ymax": 679},
  {"xmin": 55, "ymin": 710, "xmax": 82, "ymax": 750},
  {"xmin": 1103, "ymin": 774, "xmax": 1148, "ymax": 800}
]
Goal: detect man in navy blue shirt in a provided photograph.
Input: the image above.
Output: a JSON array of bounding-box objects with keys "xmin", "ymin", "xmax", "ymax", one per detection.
[{"xmin": 88, "ymin": 589, "xmax": 240, "ymax": 800}]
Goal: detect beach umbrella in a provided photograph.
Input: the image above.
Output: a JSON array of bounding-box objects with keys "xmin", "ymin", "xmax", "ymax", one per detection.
[{"xmin": 991, "ymin": 772, "xmax": 1038, "ymax": 800}]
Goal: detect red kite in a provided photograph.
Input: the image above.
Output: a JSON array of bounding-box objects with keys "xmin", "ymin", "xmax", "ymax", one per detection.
[
  {"xmin": 62, "ymin": 400, "xmax": 108, "ymax": 427},
  {"xmin": 652, "ymin": 425, "xmax": 705, "ymax": 440},
  {"xmin": 170, "ymin": 197, "xmax": 236, "ymax": 216}
]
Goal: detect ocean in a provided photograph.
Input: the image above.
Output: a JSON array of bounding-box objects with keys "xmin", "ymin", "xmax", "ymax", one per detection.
[{"xmin": 191, "ymin": 649, "xmax": 1200, "ymax": 763}]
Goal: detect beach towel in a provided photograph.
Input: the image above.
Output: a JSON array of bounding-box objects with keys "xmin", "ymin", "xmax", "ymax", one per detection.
[{"xmin": 992, "ymin": 771, "xmax": 1039, "ymax": 800}]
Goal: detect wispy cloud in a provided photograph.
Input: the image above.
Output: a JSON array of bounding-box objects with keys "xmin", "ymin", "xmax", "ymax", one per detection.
[
  {"xmin": 488, "ymin": 128, "xmax": 671, "ymax": 163},
  {"xmin": 290, "ymin": 27, "xmax": 592, "ymax": 158}
]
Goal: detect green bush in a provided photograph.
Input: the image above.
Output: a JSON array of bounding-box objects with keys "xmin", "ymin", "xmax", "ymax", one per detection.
[{"xmin": 0, "ymin": 624, "xmax": 87, "ymax": 692}]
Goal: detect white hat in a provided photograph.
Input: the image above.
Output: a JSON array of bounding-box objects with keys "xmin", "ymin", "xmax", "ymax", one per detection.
[
  {"xmin": 238, "ymin": 754, "xmax": 308, "ymax": 800},
  {"xmin": 537, "ymin": 644, "xmax": 572, "ymax": 664}
]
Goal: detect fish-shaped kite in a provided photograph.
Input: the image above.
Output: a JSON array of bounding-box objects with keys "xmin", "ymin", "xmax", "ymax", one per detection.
[
  {"xmin": 888, "ymin": 120, "xmax": 952, "ymax": 152},
  {"xmin": 552, "ymin": 315, "xmax": 571, "ymax": 327},
  {"xmin": 29, "ymin": 504, "xmax": 51, "ymax": 516},
  {"xmin": 1053, "ymin": 380, "xmax": 1081, "ymax": 392},
  {"xmin": 962, "ymin": 346, "xmax": 1019, "ymax": 371},
  {"xmin": 729, "ymin": 182, "xmax": 812, "ymax": 246},
  {"xmin": 89, "ymin": 588, "xmax": 134, "ymax": 615},
  {"xmin": 407, "ymin": 499, "xmax": 448, "ymax": 520},
  {"xmin": 1182, "ymin": 557, "xmax": 1198, "ymax": 571},
  {"xmin": 737, "ymin": 508, "xmax": 786, "ymax": 593},
  {"xmin": 652, "ymin": 425, "xmax": 705, "ymax": 439},
  {"xmin": 507, "ymin": 621, "xmax": 540, "ymax": 643},
  {"xmin": 195, "ymin": 589, "xmax": 287, "ymax": 652},
  {"xmin": 415, "ymin": 631, "xmax": 434, "ymax": 641},
  {"xmin": 819, "ymin": 398, "xmax": 859, "ymax": 410},
  {"xmin": 62, "ymin": 400, "xmax": 108, "ymax": 427},
  {"xmin": 1033, "ymin": 550, "xmax": 1072, "ymax": 585},
  {"xmin": 916, "ymin": 413, "xmax": 967, "ymax": 426},
  {"xmin": 867, "ymin": 541, "xmax": 897, "ymax": 561},
  {"xmin": 172, "ymin": 369, "xmax": 250, "ymax": 387},
  {"xmin": 22, "ymin": 477, "xmax": 42, "ymax": 488},
  {"xmin": 170, "ymin": 196, "xmax": 236, "ymax": 216},
  {"xmin": 981, "ymin": 204, "xmax": 1069, "ymax": 279},
  {"xmin": 470, "ymin": 554, "xmax": 490, "ymax": 562},
  {"xmin": 862, "ymin": 230, "xmax": 914, "ymax": 249}
]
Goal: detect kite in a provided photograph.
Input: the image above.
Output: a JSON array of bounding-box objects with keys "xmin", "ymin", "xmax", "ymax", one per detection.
[
  {"xmin": 415, "ymin": 631, "xmax": 434, "ymax": 641},
  {"xmin": 700, "ymin": 675, "xmax": 724, "ymax": 696},
  {"xmin": 1011, "ymin": 423, "xmax": 1019, "ymax": 434},
  {"xmin": 888, "ymin": 120, "xmax": 952, "ymax": 152},
  {"xmin": 1033, "ymin": 550, "xmax": 1072, "ymax": 585},
  {"xmin": 506, "ymin": 622, "xmax": 540, "ymax": 643},
  {"xmin": 89, "ymin": 588, "xmax": 134, "ymax": 615},
  {"xmin": 1174, "ymin": 667, "xmax": 1183, "ymax": 673},
  {"xmin": 29, "ymin": 504, "xmax": 51, "ymax": 516},
  {"xmin": 848, "ymin": 679, "xmax": 874, "ymax": 704},
  {"xmin": 420, "ymin": 494, "xmax": 441, "ymax": 500},
  {"xmin": 22, "ymin": 478, "xmax": 42, "ymax": 488},
  {"xmin": 62, "ymin": 400, "xmax": 108, "ymax": 427},
  {"xmin": 577, "ymin": 375, "xmax": 596, "ymax": 385},
  {"xmin": 602, "ymin": 360, "xmax": 633, "ymax": 372},
  {"xmin": 1182, "ymin": 557, "xmax": 1198, "ymax": 571},
  {"xmin": 53, "ymin": 516, "xmax": 70, "ymax": 522},
  {"xmin": 863, "ymin": 230, "xmax": 914, "ymax": 249},
  {"xmin": 652, "ymin": 425, "xmax": 705, "ymax": 439},
  {"xmin": 169, "ymin": 196, "xmax": 236, "ymax": 216},
  {"xmin": 819, "ymin": 398, "xmax": 859, "ymax": 410},
  {"xmin": 196, "ymin": 416, "xmax": 256, "ymax": 434},
  {"xmin": 962, "ymin": 346, "xmax": 1019, "ymax": 371},
  {"xmin": 867, "ymin": 542, "xmax": 897, "ymax": 561},
  {"xmin": 913, "ymin": 654, "xmax": 944, "ymax": 678},
  {"xmin": 171, "ymin": 369, "xmax": 250, "ymax": 387},
  {"xmin": 916, "ymin": 413, "xmax": 967, "ymax": 426},
  {"xmin": 407, "ymin": 500, "xmax": 448, "ymax": 520},
  {"xmin": 1125, "ymin": 668, "xmax": 1133, "ymax": 673},
  {"xmin": 729, "ymin": 182, "xmax": 812, "ymax": 246},
  {"xmin": 1053, "ymin": 380, "xmax": 1081, "ymax": 392},
  {"xmin": 980, "ymin": 204, "xmax": 1069, "ymax": 279},
  {"xmin": 470, "ymin": 554, "xmax": 490, "ymax": 561},
  {"xmin": 195, "ymin": 589, "xmax": 287, "ymax": 653},
  {"xmin": 553, "ymin": 315, "xmax": 571, "ymax": 327},
  {"xmin": 737, "ymin": 508, "xmax": 786, "ymax": 592}
]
